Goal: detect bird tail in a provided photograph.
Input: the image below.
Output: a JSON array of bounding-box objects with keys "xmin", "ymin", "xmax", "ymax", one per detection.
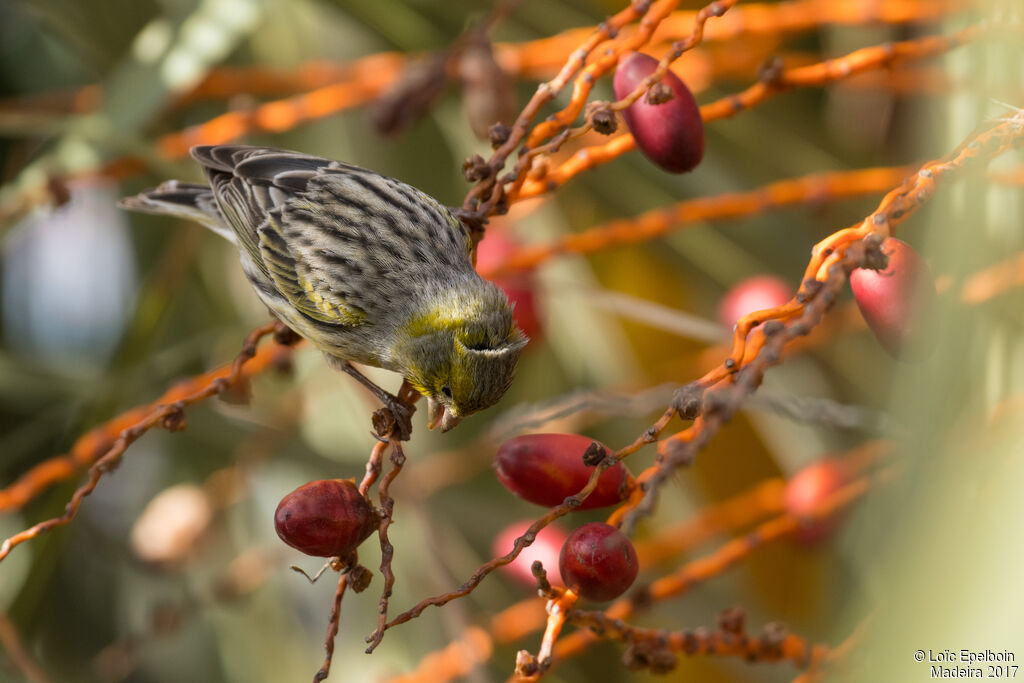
[{"xmin": 118, "ymin": 180, "xmax": 237, "ymax": 244}]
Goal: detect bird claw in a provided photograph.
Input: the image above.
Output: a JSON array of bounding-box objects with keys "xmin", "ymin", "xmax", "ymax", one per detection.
[
  {"xmin": 329, "ymin": 357, "xmax": 417, "ymax": 440},
  {"xmin": 372, "ymin": 398, "xmax": 416, "ymax": 441}
]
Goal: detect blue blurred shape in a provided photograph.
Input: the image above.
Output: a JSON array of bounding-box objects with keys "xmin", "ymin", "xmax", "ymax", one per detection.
[{"xmin": 3, "ymin": 180, "xmax": 138, "ymax": 369}]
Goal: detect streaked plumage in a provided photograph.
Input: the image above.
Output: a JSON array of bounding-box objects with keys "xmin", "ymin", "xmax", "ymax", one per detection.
[{"xmin": 120, "ymin": 145, "xmax": 527, "ymax": 432}]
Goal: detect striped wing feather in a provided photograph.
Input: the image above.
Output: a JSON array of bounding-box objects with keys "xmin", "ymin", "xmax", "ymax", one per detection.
[{"xmin": 190, "ymin": 145, "xmax": 473, "ymax": 326}]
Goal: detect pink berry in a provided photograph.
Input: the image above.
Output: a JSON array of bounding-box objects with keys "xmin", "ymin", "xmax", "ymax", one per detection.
[
  {"xmin": 850, "ymin": 238, "xmax": 937, "ymax": 359},
  {"xmin": 718, "ymin": 275, "xmax": 793, "ymax": 329},
  {"xmin": 494, "ymin": 434, "xmax": 633, "ymax": 510},
  {"xmin": 274, "ymin": 479, "xmax": 378, "ymax": 557},
  {"xmin": 476, "ymin": 231, "xmax": 543, "ymax": 341},
  {"xmin": 784, "ymin": 460, "xmax": 848, "ymax": 544},
  {"xmin": 493, "ymin": 520, "xmax": 567, "ymax": 588},
  {"xmin": 559, "ymin": 522, "xmax": 639, "ymax": 601},
  {"xmin": 614, "ymin": 52, "xmax": 705, "ymax": 173}
]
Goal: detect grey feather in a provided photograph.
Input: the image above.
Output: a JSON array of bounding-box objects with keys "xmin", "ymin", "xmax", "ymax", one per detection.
[
  {"xmin": 120, "ymin": 144, "xmax": 527, "ymax": 420},
  {"xmin": 117, "ymin": 180, "xmax": 236, "ymax": 243}
]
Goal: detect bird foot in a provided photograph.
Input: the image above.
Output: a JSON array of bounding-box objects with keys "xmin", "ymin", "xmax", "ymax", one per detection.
[
  {"xmin": 273, "ymin": 321, "xmax": 302, "ymax": 346},
  {"xmin": 372, "ymin": 398, "xmax": 416, "ymax": 442},
  {"xmin": 325, "ymin": 356, "xmax": 418, "ymax": 440}
]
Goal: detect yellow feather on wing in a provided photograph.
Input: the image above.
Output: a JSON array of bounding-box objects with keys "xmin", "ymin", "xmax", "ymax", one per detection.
[{"xmin": 256, "ymin": 216, "xmax": 366, "ymax": 326}]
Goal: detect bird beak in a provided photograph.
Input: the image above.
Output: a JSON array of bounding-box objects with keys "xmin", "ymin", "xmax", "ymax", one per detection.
[
  {"xmin": 425, "ymin": 398, "xmax": 463, "ymax": 432},
  {"xmin": 426, "ymin": 398, "xmax": 444, "ymax": 430},
  {"xmin": 438, "ymin": 410, "xmax": 463, "ymax": 433}
]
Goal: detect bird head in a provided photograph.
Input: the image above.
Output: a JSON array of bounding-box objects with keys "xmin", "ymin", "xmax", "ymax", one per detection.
[{"xmin": 397, "ymin": 289, "xmax": 528, "ymax": 431}]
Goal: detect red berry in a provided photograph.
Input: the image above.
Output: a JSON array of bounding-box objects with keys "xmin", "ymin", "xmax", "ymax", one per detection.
[
  {"xmin": 784, "ymin": 460, "xmax": 848, "ymax": 544},
  {"xmin": 559, "ymin": 522, "xmax": 638, "ymax": 601},
  {"xmin": 274, "ymin": 479, "xmax": 378, "ymax": 558},
  {"xmin": 493, "ymin": 520, "xmax": 567, "ymax": 588},
  {"xmin": 850, "ymin": 238, "xmax": 937, "ymax": 359},
  {"xmin": 476, "ymin": 231, "xmax": 543, "ymax": 341},
  {"xmin": 494, "ymin": 434, "xmax": 632, "ymax": 510},
  {"xmin": 718, "ymin": 275, "xmax": 793, "ymax": 329},
  {"xmin": 614, "ymin": 52, "xmax": 705, "ymax": 173}
]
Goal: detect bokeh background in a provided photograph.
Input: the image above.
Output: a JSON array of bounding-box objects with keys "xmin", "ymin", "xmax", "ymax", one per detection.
[{"xmin": 0, "ymin": 0, "xmax": 1021, "ymax": 681}]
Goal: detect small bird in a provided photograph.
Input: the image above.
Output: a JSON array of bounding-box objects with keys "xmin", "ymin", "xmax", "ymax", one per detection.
[{"xmin": 120, "ymin": 145, "xmax": 527, "ymax": 438}]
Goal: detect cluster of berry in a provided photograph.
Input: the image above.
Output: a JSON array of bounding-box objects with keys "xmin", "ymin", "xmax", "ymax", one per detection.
[
  {"xmin": 271, "ymin": 432, "xmax": 870, "ymax": 604},
  {"xmin": 273, "ymin": 434, "xmax": 639, "ymax": 602}
]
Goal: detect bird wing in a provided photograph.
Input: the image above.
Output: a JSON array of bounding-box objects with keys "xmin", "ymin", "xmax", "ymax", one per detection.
[
  {"xmin": 118, "ymin": 180, "xmax": 236, "ymax": 242},
  {"xmin": 191, "ymin": 145, "xmax": 472, "ymax": 326}
]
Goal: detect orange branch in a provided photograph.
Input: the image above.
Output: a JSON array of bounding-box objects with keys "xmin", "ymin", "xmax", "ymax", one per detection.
[
  {"xmin": 0, "ymin": 329, "xmax": 298, "ymax": 513},
  {"xmin": 515, "ymin": 25, "xmax": 978, "ymax": 201},
  {"xmin": 487, "ymin": 165, "xmax": 913, "ymax": 278},
  {"xmin": 314, "ymin": 572, "xmax": 350, "ymax": 683},
  {"xmin": 182, "ymin": 56, "xmax": 403, "ymax": 103},
  {"xmin": 564, "ymin": 607, "xmax": 823, "ymax": 671},
  {"xmin": 1, "ymin": 0, "xmax": 961, "ymax": 111},
  {"xmin": 790, "ymin": 616, "xmax": 871, "ymax": 683},
  {"xmin": 155, "ymin": 54, "xmax": 404, "ymax": 158},
  {"xmin": 519, "ymin": 469, "xmax": 884, "ymax": 681},
  {"xmin": 0, "ymin": 0, "xmax": 972, "ymax": 229},
  {"xmin": 702, "ymin": 25, "xmax": 980, "ymax": 121},
  {"xmin": 526, "ymin": 0, "xmax": 703, "ymax": 146},
  {"xmin": 383, "ymin": 441, "xmax": 888, "ymax": 683},
  {"xmin": 597, "ymin": 107, "xmax": 1024, "ymax": 542},
  {"xmin": 0, "ymin": 323, "xmax": 297, "ymax": 562},
  {"xmin": 177, "ymin": 0, "xmax": 964, "ymax": 102},
  {"xmin": 481, "ymin": 0, "xmax": 737, "ymax": 224},
  {"xmin": 550, "ymin": 471, "xmax": 880, "ymax": 667},
  {"xmin": 399, "ymin": 149, "xmax": 970, "ymax": 630}
]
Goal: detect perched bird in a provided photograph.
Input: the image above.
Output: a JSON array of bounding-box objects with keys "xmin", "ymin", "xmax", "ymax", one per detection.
[{"xmin": 120, "ymin": 145, "xmax": 527, "ymax": 438}]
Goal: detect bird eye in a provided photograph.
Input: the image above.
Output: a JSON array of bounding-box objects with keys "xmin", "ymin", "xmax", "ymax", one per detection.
[{"xmin": 441, "ymin": 385, "xmax": 453, "ymax": 398}]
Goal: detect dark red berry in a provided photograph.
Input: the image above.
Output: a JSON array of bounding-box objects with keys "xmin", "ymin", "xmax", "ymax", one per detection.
[
  {"xmin": 614, "ymin": 52, "xmax": 705, "ymax": 173},
  {"xmin": 559, "ymin": 522, "xmax": 638, "ymax": 601},
  {"xmin": 494, "ymin": 434, "xmax": 633, "ymax": 510},
  {"xmin": 719, "ymin": 275, "xmax": 793, "ymax": 329},
  {"xmin": 476, "ymin": 230, "xmax": 543, "ymax": 341},
  {"xmin": 493, "ymin": 520, "xmax": 567, "ymax": 588},
  {"xmin": 850, "ymin": 238, "xmax": 937, "ymax": 360},
  {"xmin": 274, "ymin": 479, "xmax": 378, "ymax": 557},
  {"xmin": 784, "ymin": 460, "xmax": 848, "ymax": 544}
]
